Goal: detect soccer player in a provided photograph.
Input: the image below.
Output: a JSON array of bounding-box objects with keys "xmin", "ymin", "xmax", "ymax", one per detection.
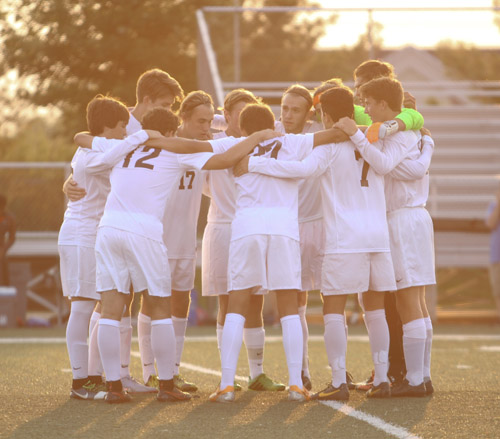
[
  {"xmin": 59, "ymin": 95, "xmax": 161, "ymax": 400},
  {"xmin": 203, "ymin": 89, "xmax": 285, "ymax": 392},
  {"xmin": 92, "ymin": 107, "xmax": 281, "ymax": 403},
  {"xmin": 233, "ymin": 87, "xmax": 402, "ymax": 401},
  {"xmin": 64, "ymin": 69, "xmax": 185, "ymax": 394},
  {"xmin": 335, "ymin": 76, "xmax": 435, "ymax": 397},
  {"xmin": 140, "ymin": 90, "xmax": 214, "ymax": 393},
  {"xmin": 200, "ymin": 103, "xmax": 352, "ymax": 403}
]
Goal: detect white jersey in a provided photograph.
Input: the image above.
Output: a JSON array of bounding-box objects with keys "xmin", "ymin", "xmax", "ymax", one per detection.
[
  {"xmin": 209, "ymin": 133, "xmax": 314, "ymax": 241},
  {"xmin": 385, "ymin": 134, "xmax": 434, "ymax": 212},
  {"xmin": 58, "ymin": 131, "xmax": 149, "ymax": 247},
  {"xmin": 248, "ymin": 140, "xmax": 391, "ymax": 254},
  {"xmin": 126, "ymin": 112, "xmax": 142, "ymax": 135},
  {"xmin": 205, "ymin": 131, "xmax": 237, "ymax": 224},
  {"xmin": 275, "ymin": 121, "xmax": 324, "ymax": 223},
  {"xmin": 99, "ymin": 147, "xmax": 214, "ymax": 244}
]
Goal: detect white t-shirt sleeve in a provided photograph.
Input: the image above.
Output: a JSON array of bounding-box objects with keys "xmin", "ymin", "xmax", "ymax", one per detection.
[
  {"xmin": 350, "ymin": 129, "xmax": 413, "ymax": 175},
  {"xmin": 85, "ymin": 130, "xmax": 149, "ymax": 173},
  {"xmin": 177, "ymin": 152, "xmax": 216, "ymax": 170},
  {"xmin": 208, "ymin": 136, "xmax": 239, "ymax": 154},
  {"xmin": 389, "ymin": 135, "xmax": 434, "ymax": 181},
  {"xmin": 248, "ymin": 144, "xmax": 331, "ymax": 179}
]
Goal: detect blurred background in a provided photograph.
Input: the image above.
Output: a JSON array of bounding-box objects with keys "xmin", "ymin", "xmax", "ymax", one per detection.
[{"xmin": 0, "ymin": 0, "xmax": 499, "ymax": 327}]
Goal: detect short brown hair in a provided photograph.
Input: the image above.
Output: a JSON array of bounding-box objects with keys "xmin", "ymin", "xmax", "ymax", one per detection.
[
  {"xmin": 239, "ymin": 103, "xmax": 275, "ymax": 135},
  {"xmin": 283, "ymin": 84, "xmax": 313, "ymax": 109},
  {"xmin": 136, "ymin": 69, "xmax": 184, "ymax": 104},
  {"xmin": 319, "ymin": 86, "xmax": 354, "ymax": 124},
  {"xmin": 223, "ymin": 89, "xmax": 260, "ymax": 112},
  {"xmin": 142, "ymin": 108, "xmax": 179, "ymax": 136},
  {"xmin": 359, "ymin": 77, "xmax": 403, "ymax": 112},
  {"xmin": 354, "ymin": 60, "xmax": 395, "ymax": 82},
  {"xmin": 179, "ymin": 90, "xmax": 214, "ymax": 120},
  {"xmin": 313, "ymin": 78, "xmax": 344, "ymax": 106},
  {"xmin": 86, "ymin": 95, "xmax": 129, "ymax": 135}
]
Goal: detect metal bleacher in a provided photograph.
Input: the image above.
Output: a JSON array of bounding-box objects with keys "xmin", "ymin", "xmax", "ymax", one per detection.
[{"xmin": 196, "ymin": 7, "xmax": 500, "ymax": 271}]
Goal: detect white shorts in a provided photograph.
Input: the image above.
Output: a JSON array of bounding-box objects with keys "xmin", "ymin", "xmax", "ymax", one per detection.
[
  {"xmin": 58, "ymin": 245, "xmax": 99, "ymax": 300},
  {"xmin": 299, "ymin": 219, "xmax": 324, "ymax": 292},
  {"xmin": 227, "ymin": 234, "xmax": 301, "ymax": 292},
  {"xmin": 321, "ymin": 252, "xmax": 397, "ymax": 295},
  {"xmin": 95, "ymin": 227, "xmax": 171, "ymax": 297},
  {"xmin": 388, "ymin": 207, "xmax": 436, "ymax": 290},
  {"xmin": 202, "ymin": 223, "xmax": 231, "ymax": 296},
  {"xmin": 169, "ymin": 257, "xmax": 196, "ymax": 292}
]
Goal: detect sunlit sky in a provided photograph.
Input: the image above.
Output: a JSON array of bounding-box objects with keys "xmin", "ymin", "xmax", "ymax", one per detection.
[{"xmin": 315, "ymin": 0, "xmax": 500, "ymax": 49}]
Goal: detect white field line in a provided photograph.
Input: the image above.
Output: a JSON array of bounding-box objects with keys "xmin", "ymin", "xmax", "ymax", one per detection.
[
  {"xmin": 320, "ymin": 401, "xmax": 421, "ymax": 439},
  {"xmin": 2, "ymin": 334, "xmax": 500, "ymax": 344},
  {"xmin": 133, "ymin": 351, "xmax": 419, "ymax": 439}
]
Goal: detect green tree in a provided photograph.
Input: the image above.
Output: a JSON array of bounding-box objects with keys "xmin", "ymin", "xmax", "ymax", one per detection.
[{"xmin": 1, "ymin": 0, "xmax": 328, "ymax": 136}]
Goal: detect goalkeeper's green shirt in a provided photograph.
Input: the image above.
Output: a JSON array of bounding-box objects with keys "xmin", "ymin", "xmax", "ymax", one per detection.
[{"xmin": 353, "ymin": 105, "xmax": 424, "ymax": 130}]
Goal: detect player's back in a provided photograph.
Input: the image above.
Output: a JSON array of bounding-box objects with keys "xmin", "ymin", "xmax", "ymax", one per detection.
[
  {"xmin": 317, "ymin": 140, "xmax": 390, "ymax": 253},
  {"xmin": 100, "ymin": 146, "xmax": 183, "ymax": 243}
]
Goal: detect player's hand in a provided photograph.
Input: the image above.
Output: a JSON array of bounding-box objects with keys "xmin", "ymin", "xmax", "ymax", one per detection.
[
  {"xmin": 366, "ymin": 122, "xmax": 382, "ymax": 143},
  {"xmin": 233, "ymin": 156, "xmax": 250, "ymax": 177},
  {"xmin": 144, "ymin": 129, "xmax": 163, "ymax": 139},
  {"xmin": 334, "ymin": 117, "xmax": 357, "ymax": 136},
  {"xmin": 63, "ymin": 178, "xmax": 86, "ymax": 201},
  {"xmin": 403, "ymin": 91, "xmax": 417, "ymax": 110},
  {"xmin": 420, "ymin": 127, "xmax": 432, "ymax": 137},
  {"xmin": 254, "ymin": 129, "xmax": 284, "ymax": 142}
]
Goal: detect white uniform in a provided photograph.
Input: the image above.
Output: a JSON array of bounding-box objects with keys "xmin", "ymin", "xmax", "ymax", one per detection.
[
  {"xmin": 201, "ymin": 131, "xmax": 237, "ymax": 296},
  {"xmin": 276, "ymin": 121, "xmax": 325, "ymax": 292},
  {"xmin": 247, "ymin": 137, "xmax": 398, "ymax": 295},
  {"xmin": 375, "ymin": 134, "xmax": 436, "ymax": 290},
  {"xmin": 209, "ymin": 133, "xmax": 314, "ymax": 292},
  {"xmin": 95, "ymin": 145, "xmax": 214, "ymax": 296},
  {"xmin": 58, "ymin": 132, "xmax": 149, "ymax": 299}
]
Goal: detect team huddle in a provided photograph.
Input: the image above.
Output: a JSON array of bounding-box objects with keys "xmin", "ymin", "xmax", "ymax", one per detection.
[{"xmin": 59, "ymin": 59, "xmax": 436, "ymax": 404}]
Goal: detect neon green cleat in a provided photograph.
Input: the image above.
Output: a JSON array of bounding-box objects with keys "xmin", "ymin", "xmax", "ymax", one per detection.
[
  {"xmin": 173, "ymin": 374, "xmax": 198, "ymax": 392},
  {"xmin": 248, "ymin": 373, "xmax": 286, "ymax": 391}
]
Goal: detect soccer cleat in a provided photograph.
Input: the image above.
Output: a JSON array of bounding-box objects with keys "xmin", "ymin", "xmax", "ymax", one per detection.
[
  {"xmin": 346, "ymin": 371, "xmax": 355, "ymax": 390},
  {"xmin": 354, "ymin": 370, "xmax": 374, "ymax": 391},
  {"xmin": 157, "ymin": 386, "xmax": 192, "ymax": 402},
  {"xmin": 70, "ymin": 380, "xmax": 106, "ymax": 400},
  {"xmin": 209, "ymin": 386, "xmax": 235, "ymax": 403},
  {"xmin": 301, "ymin": 371, "xmax": 312, "ymax": 391},
  {"xmin": 366, "ymin": 381, "xmax": 391, "ymax": 398},
  {"xmin": 122, "ymin": 375, "xmax": 157, "ymax": 393},
  {"xmin": 391, "ymin": 379, "xmax": 426, "ymax": 397},
  {"xmin": 424, "ymin": 378, "xmax": 434, "ymax": 395},
  {"xmin": 146, "ymin": 375, "xmax": 159, "ymax": 389},
  {"xmin": 234, "ymin": 381, "xmax": 243, "ymax": 391},
  {"xmin": 288, "ymin": 385, "xmax": 310, "ymax": 402},
  {"xmin": 248, "ymin": 373, "xmax": 286, "ymax": 391},
  {"xmin": 173, "ymin": 374, "xmax": 198, "ymax": 392},
  {"xmin": 105, "ymin": 390, "xmax": 132, "ymax": 404},
  {"xmin": 311, "ymin": 383, "xmax": 349, "ymax": 402}
]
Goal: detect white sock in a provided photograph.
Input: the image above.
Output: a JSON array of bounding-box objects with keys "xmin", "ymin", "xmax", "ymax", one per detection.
[
  {"xmin": 172, "ymin": 316, "xmax": 187, "ymax": 376},
  {"xmin": 323, "ymin": 313, "xmax": 347, "ymax": 388},
  {"xmin": 151, "ymin": 318, "xmax": 175, "ymax": 381},
  {"xmin": 364, "ymin": 309, "xmax": 390, "ymax": 386},
  {"xmin": 138, "ymin": 312, "xmax": 155, "ymax": 383},
  {"xmin": 243, "ymin": 327, "xmax": 265, "ymax": 380},
  {"xmin": 298, "ymin": 305, "xmax": 310, "ymax": 378},
  {"xmin": 220, "ymin": 313, "xmax": 245, "ymax": 390},
  {"xmin": 98, "ymin": 319, "xmax": 121, "ymax": 382},
  {"xmin": 403, "ymin": 318, "xmax": 426, "ymax": 386},
  {"xmin": 88, "ymin": 315, "xmax": 103, "ymax": 377},
  {"xmin": 216, "ymin": 322, "xmax": 224, "ymax": 362},
  {"xmin": 66, "ymin": 301, "xmax": 95, "ymax": 379},
  {"xmin": 423, "ymin": 316, "xmax": 433, "ymax": 380},
  {"xmin": 119, "ymin": 316, "xmax": 132, "ymax": 379},
  {"xmin": 280, "ymin": 314, "xmax": 303, "ymax": 388}
]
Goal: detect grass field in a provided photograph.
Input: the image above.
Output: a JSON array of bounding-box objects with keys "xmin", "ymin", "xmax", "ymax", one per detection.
[{"xmin": 1, "ymin": 323, "xmax": 500, "ymax": 439}]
